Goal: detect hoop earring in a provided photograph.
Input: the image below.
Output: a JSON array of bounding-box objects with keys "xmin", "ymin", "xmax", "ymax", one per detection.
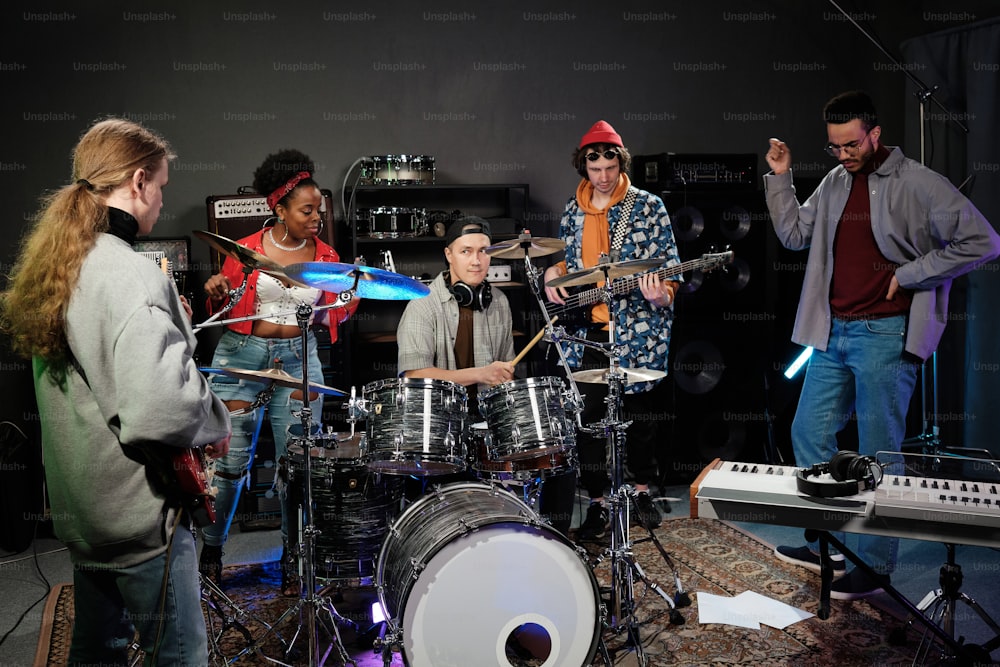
[
  {"xmin": 262, "ymin": 216, "xmax": 279, "ymax": 231},
  {"xmin": 279, "ymin": 219, "xmax": 290, "ymax": 242}
]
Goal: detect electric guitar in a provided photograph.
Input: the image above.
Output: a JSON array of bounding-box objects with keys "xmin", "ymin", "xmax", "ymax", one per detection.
[
  {"xmin": 158, "ymin": 255, "xmax": 217, "ymax": 527},
  {"xmin": 170, "ymin": 448, "xmax": 217, "ymax": 527},
  {"xmin": 549, "ymin": 250, "xmax": 734, "ymax": 326}
]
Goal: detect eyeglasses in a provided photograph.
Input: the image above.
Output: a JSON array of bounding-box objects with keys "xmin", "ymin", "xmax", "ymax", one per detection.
[
  {"xmin": 824, "ymin": 130, "xmax": 872, "ymax": 158},
  {"xmin": 584, "ymin": 149, "xmax": 620, "ymax": 162}
]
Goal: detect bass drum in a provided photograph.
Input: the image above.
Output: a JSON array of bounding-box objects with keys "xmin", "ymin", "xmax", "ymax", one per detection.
[{"xmin": 376, "ymin": 482, "xmax": 601, "ymax": 666}]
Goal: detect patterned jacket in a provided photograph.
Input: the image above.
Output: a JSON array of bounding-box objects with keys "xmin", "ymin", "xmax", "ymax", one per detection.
[{"xmin": 558, "ymin": 184, "xmax": 682, "ymax": 394}]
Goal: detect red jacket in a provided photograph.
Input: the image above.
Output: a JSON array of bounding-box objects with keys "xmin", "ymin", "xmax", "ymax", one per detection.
[{"xmin": 206, "ymin": 228, "xmax": 357, "ymax": 340}]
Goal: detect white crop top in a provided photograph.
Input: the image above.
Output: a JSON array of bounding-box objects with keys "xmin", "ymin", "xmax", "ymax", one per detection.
[{"xmin": 255, "ymin": 272, "xmax": 323, "ymax": 325}]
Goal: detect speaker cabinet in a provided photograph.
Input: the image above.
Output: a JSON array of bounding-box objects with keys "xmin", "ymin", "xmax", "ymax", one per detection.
[{"xmin": 662, "ymin": 188, "xmax": 783, "ymax": 479}]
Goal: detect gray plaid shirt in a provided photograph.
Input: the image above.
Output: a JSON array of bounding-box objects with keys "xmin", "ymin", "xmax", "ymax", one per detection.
[{"xmin": 396, "ymin": 272, "xmax": 515, "ymax": 393}]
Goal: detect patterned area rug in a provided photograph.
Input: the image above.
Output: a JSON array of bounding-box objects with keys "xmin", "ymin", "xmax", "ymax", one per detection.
[{"xmin": 35, "ymin": 518, "xmax": 936, "ymax": 666}]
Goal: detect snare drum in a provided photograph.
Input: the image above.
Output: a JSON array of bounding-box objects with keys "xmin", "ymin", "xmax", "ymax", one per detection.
[
  {"xmin": 376, "ymin": 482, "xmax": 601, "ymax": 667},
  {"xmin": 287, "ymin": 435, "xmax": 404, "ymax": 584},
  {"xmin": 356, "ymin": 206, "xmax": 427, "ymax": 238},
  {"xmin": 363, "ymin": 377, "xmax": 467, "ymax": 476},
  {"xmin": 478, "ymin": 377, "xmax": 575, "ymax": 463},
  {"xmin": 361, "ymin": 154, "xmax": 435, "ymax": 185}
]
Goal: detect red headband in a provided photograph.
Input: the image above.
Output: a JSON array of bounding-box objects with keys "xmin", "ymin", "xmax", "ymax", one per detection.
[{"xmin": 266, "ymin": 171, "xmax": 311, "ymax": 211}]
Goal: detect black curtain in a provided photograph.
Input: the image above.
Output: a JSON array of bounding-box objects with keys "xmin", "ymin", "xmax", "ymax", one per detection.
[{"xmin": 900, "ymin": 18, "xmax": 1000, "ymax": 457}]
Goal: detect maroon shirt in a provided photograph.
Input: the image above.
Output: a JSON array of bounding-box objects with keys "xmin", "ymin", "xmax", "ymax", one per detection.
[{"xmin": 829, "ymin": 145, "xmax": 912, "ymax": 318}]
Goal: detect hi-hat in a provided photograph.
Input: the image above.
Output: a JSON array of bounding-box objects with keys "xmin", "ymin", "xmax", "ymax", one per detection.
[
  {"xmin": 486, "ymin": 237, "xmax": 566, "ymax": 259},
  {"xmin": 282, "ymin": 262, "xmax": 430, "ymax": 300},
  {"xmin": 547, "ymin": 258, "xmax": 666, "ymax": 288},
  {"xmin": 571, "ymin": 367, "xmax": 666, "ymax": 385},
  {"xmin": 200, "ymin": 366, "xmax": 348, "ymax": 396},
  {"xmin": 194, "ymin": 230, "xmax": 286, "ymax": 274}
]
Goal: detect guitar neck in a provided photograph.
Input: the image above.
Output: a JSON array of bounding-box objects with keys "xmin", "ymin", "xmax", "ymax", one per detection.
[{"xmin": 560, "ymin": 258, "xmax": 690, "ymax": 311}]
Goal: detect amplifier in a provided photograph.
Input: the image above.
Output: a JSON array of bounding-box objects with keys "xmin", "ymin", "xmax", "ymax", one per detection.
[
  {"xmin": 205, "ymin": 189, "xmax": 337, "ymax": 270},
  {"xmin": 634, "ymin": 153, "xmax": 758, "ymax": 192},
  {"xmin": 210, "ymin": 195, "xmax": 272, "ymax": 220}
]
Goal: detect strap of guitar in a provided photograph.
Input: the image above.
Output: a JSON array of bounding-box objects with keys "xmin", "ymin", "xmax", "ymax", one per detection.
[{"xmin": 610, "ymin": 186, "xmax": 639, "ymax": 259}]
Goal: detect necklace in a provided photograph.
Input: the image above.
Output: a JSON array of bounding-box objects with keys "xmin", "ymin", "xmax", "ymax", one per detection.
[{"xmin": 268, "ymin": 226, "xmax": 307, "ymax": 252}]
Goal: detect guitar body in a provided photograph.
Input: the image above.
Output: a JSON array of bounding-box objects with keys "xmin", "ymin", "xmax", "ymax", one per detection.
[{"xmin": 171, "ymin": 448, "xmax": 216, "ymax": 527}]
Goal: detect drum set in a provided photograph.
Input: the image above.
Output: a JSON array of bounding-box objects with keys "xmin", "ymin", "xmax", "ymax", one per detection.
[{"xmin": 189, "ymin": 228, "xmax": 690, "ymax": 667}]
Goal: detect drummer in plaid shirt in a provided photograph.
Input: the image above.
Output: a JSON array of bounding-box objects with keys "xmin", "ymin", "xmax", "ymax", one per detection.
[{"xmin": 397, "ymin": 216, "xmax": 577, "ymax": 535}]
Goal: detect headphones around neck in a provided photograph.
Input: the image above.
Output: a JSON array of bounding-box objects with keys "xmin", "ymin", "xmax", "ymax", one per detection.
[
  {"xmin": 795, "ymin": 450, "xmax": 884, "ymax": 498},
  {"xmin": 447, "ymin": 271, "xmax": 492, "ymax": 311}
]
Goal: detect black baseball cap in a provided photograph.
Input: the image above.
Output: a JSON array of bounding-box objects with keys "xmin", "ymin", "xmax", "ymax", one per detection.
[{"xmin": 444, "ymin": 216, "xmax": 492, "ymax": 247}]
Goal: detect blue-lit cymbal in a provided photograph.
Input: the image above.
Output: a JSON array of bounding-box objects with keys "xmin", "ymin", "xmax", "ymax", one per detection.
[{"xmin": 282, "ymin": 262, "xmax": 430, "ymax": 300}]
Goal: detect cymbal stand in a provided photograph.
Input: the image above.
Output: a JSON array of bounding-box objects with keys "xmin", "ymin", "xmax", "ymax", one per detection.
[
  {"xmin": 193, "ymin": 300, "xmax": 346, "ymax": 334},
  {"xmin": 565, "ymin": 271, "xmax": 686, "ymax": 666},
  {"xmin": 193, "ymin": 266, "xmax": 253, "ymax": 332},
  {"xmin": 262, "ymin": 295, "xmax": 359, "ymax": 667},
  {"xmin": 520, "ymin": 231, "xmax": 586, "ymax": 422}
]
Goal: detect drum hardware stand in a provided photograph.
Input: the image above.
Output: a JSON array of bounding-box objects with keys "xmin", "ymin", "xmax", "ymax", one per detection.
[
  {"xmin": 892, "ymin": 543, "xmax": 1000, "ymax": 665},
  {"xmin": 200, "ymin": 572, "xmax": 290, "ymax": 665},
  {"xmin": 261, "ymin": 296, "xmax": 359, "ymax": 667},
  {"xmin": 193, "ymin": 266, "xmax": 254, "ymax": 332},
  {"xmin": 554, "ymin": 268, "xmax": 687, "ymax": 666},
  {"xmin": 518, "ymin": 230, "xmax": 587, "ymax": 424}
]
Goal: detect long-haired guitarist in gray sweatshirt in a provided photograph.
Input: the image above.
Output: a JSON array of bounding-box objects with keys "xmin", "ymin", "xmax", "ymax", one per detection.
[{"xmin": 1, "ymin": 118, "xmax": 232, "ymax": 666}]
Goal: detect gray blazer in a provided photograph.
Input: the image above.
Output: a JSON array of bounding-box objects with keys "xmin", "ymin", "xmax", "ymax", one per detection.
[{"xmin": 765, "ymin": 146, "xmax": 1000, "ymax": 360}]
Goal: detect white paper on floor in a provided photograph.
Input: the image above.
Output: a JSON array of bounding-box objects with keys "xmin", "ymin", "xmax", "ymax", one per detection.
[{"xmin": 697, "ymin": 590, "xmax": 814, "ymax": 630}]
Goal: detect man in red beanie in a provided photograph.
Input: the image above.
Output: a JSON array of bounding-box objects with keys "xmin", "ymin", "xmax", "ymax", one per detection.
[{"xmin": 544, "ymin": 120, "xmax": 682, "ymax": 541}]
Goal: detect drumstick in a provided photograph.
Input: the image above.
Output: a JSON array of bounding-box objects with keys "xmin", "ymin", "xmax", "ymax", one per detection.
[{"xmin": 511, "ymin": 316, "xmax": 558, "ymax": 365}]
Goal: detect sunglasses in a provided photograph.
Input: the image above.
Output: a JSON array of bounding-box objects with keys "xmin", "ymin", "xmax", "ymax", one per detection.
[{"xmin": 584, "ymin": 149, "xmax": 620, "ymax": 162}]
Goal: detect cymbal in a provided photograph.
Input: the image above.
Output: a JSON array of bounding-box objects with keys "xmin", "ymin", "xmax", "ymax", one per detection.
[
  {"xmin": 546, "ymin": 258, "xmax": 667, "ymax": 288},
  {"xmin": 282, "ymin": 262, "xmax": 430, "ymax": 300},
  {"xmin": 571, "ymin": 367, "xmax": 666, "ymax": 385},
  {"xmin": 200, "ymin": 366, "xmax": 348, "ymax": 397},
  {"xmin": 193, "ymin": 230, "xmax": 285, "ymax": 273},
  {"xmin": 486, "ymin": 237, "xmax": 566, "ymax": 260}
]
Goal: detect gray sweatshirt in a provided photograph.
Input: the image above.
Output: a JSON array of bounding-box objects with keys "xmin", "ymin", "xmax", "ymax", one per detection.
[{"xmin": 34, "ymin": 233, "xmax": 231, "ymax": 567}]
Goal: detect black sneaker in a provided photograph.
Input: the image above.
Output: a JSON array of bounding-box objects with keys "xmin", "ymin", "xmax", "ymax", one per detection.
[
  {"xmin": 576, "ymin": 502, "xmax": 610, "ymax": 541},
  {"xmin": 830, "ymin": 568, "xmax": 890, "ymax": 600},
  {"xmin": 199, "ymin": 544, "xmax": 224, "ymax": 590},
  {"xmin": 774, "ymin": 545, "xmax": 846, "ymax": 574},
  {"xmin": 633, "ymin": 491, "xmax": 662, "ymax": 530}
]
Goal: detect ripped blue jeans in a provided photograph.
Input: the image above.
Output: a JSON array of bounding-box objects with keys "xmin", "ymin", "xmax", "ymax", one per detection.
[{"xmin": 202, "ymin": 330, "xmax": 325, "ymax": 546}]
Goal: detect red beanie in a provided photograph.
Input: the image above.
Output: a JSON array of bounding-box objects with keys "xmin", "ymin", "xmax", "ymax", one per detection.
[{"xmin": 579, "ymin": 120, "xmax": 623, "ymax": 148}]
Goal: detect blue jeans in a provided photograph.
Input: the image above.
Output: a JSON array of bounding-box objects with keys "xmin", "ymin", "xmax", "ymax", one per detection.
[
  {"xmin": 203, "ymin": 330, "xmax": 325, "ymax": 546},
  {"xmin": 791, "ymin": 315, "xmax": 917, "ymax": 576},
  {"xmin": 69, "ymin": 524, "xmax": 206, "ymax": 667}
]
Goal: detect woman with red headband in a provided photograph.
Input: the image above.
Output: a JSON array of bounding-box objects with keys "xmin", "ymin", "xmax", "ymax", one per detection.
[{"xmin": 200, "ymin": 149, "xmax": 358, "ymax": 595}]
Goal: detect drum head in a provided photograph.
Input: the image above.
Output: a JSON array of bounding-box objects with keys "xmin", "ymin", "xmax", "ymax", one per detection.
[{"xmin": 400, "ymin": 523, "xmax": 600, "ymax": 666}]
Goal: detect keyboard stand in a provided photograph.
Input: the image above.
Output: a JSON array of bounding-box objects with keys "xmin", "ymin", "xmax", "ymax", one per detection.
[{"xmin": 808, "ymin": 529, "xmax": 995, "ymax": 665}]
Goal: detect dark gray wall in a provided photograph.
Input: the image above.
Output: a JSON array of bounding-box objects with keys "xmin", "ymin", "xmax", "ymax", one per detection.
[{"xmin": 3, "ymin": 1, "xmax": 998, "ymax": 454}]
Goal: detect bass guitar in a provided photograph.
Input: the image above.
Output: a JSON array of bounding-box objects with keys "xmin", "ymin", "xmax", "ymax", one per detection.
[{"xmin": 549, "ymin": 250, "xmax": 734, "ymax": 326}]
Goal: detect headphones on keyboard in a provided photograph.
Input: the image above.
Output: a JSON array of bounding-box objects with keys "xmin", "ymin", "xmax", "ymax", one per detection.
[{"xmin": 795, "ymin": 450, "xmax": 884, "ymax": 498}]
